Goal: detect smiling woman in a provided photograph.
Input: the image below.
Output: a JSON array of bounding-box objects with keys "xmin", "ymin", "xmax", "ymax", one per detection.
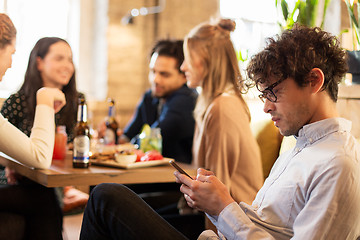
[
  {"xmin": 37, "ymin": 41, "xmax": 75, "ymax": 89},
  {"xmin": 0, "ymin": 37, "xmax": 81, "ymax": 138}
]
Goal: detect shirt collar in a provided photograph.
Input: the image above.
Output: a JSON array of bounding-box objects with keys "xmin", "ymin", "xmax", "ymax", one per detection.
[{"xmin": 295, "ymin": 118, "xmax": 352, "ymax": 147}]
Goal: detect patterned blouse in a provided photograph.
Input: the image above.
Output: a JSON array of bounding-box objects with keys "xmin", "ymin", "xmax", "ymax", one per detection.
[
  {"xmin": 1, "ymin": 90, "xmax": 84, "ymax": 141},
  {"xmin": 1, "ymin": 91, "xmax": 32, "ymax": 136}
]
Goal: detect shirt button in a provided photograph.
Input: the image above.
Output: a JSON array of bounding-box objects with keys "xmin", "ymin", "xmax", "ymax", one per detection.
[
  {"xmin": 295, "ymin": 147, "xmax": 300, "ymax": 152},
  {"xmin": 308, "ymin": 138, "xmax": 313, "ymax": 143}
]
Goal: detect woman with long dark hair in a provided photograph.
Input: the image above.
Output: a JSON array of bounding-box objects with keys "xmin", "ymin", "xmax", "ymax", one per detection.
[
  {"xmin": 1, "ymin": 36, "xmax": 89, "ymax": 213},
  {"xmin": 2, "ymin": 37, "xmax": 80, "ymax": 140}
]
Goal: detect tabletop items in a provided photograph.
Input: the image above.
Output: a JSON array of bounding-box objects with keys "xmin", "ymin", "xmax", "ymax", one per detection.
[
  {"xmin": 138, "ymin": 125, "xmax": 162, "ymax": 154},
  {"xmin": 104, "ymin": 98, "xmax": 119, "ymax": 145},
  {"xmin": 73, "ymin": 97, "xmax": 90, "ymax": 168},
  {"xmin": 60, "ymin": 96, "xmax": 164, "ymax": 170},
  {"xmin": 52, "ymin": 125, "xmax": 68, "ymax": 160},
  {"xmin": 90, "ymin": 142, "xmax": 166, "ymax": 169},
  {"xmin": 0, "ymin": 151, "xmax": 196, "ymax": 187}
]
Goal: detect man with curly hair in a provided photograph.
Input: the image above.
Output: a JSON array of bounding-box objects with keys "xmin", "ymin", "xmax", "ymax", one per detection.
[
  {"xmin": 191, "ymin": 25, "xmax": 360, "ymax": 239},
  {"xmin": 179, "ymin": 25, "xmax": 360, "ymax": 239},
  {"xmin": 80, "ymin": 25, "xmax": 360, "ymax": 239}
]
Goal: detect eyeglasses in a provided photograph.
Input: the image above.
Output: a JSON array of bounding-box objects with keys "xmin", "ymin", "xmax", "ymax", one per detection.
[{"xmin": 256, "ymin": 78, "xmax": 284, "ymax": 103}]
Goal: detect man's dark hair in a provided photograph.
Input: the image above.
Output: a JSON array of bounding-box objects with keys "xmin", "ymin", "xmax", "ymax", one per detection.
[
  {"xmin": 150, "ymin": 39, "xmax": 184, "ymax": 73},
  {"xmin": 246, "ymin": 24, "xmax": 348, "ymax": 102}
]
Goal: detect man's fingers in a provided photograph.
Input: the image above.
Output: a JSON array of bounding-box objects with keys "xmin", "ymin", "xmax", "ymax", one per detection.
[
  {"xmin": 174, "ymin": 170, "xmax": 193, "ymax": 186},
  {"xmin": 197, "ymin": 168, "xmax": 214, "ymax": 176}
]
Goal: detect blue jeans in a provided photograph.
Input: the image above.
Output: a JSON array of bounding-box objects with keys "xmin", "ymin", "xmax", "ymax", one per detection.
[{"xmin": 80, "ymin": 183, "xmax": 188, "ymax": 240}]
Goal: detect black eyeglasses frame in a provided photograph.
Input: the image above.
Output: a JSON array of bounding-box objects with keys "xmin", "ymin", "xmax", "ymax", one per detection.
[{"xmin": 256, "ymin": 78, "xmax": 285, "ymax": 103}]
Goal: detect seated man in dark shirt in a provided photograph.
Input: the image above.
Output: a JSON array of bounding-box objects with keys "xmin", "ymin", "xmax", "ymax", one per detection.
[
  {"xmin": 120, "ymin": 41, "xmax": 200, "ymax": 237},
  {"xmin": 120, "ymin": 39, "xmax": 198, "ymax": 164}
]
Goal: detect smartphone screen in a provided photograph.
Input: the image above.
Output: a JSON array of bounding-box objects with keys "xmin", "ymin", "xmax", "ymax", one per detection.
[{"xmin": 169, "ymin": 160, "xmax": 193, "ymax": 180}]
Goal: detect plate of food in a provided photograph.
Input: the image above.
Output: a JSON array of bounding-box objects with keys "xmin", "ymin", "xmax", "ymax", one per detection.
[
  {"xmin": 89, "ymin": 143, "xmax": 136, "ymax": 161},
  {"xmin": 90, "ymin": 149, "xmax": 172, "ymax": 169}
]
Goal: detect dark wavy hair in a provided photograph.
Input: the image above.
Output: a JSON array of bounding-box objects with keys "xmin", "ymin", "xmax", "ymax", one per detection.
[
  {"xmin": 246, "ymin": 24, "xmax": 348, "ymax": 102},
  {"xmin": 150, "ymin": 39, "xmax": 184, "ymax": 74},
  {"xmin": 19, "ymin": 37, "xmax": 78, "ymax": 132}
]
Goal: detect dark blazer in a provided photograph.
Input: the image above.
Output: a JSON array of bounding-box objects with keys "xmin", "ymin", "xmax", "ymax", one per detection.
[{"xmin": 124, "ymin": 84, "xmax": 197, "ymax": 164}]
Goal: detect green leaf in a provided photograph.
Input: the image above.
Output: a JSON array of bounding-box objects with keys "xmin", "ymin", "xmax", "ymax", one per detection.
[
  {"xmin": 290, "ymin": 0, "xmax": 301, "ymax": 19},
  {"xmin": 345, "ymin": 0, "xmax": 359, "ymax": 29},
  {"xmin": 302, "ymin": 0, "xmax": 319, "ymax": 27},
  {"xmin": 338, "ymin": 28, "xmax": 349, "ymax": 40},
  {"xmin": 281, "ymin": 0, "xmax": 289, "ymax": 21},
  {"xmin": 286, "ymin": 0, "xmax": 300, "ymax": 29},
  {"xmin": 277, "ymin": 0, "xmax": 331, "ymax": 29},
  {"xmin": 297, "ymin": 1, "xmax": 307, "ymax": 26},
  {"xmin": 344, "ymin": 0, "xmax": 360, "ymax": 47},
  {"xmin": 357, "ymin": 1, "xmax": 360, "ymax": 27},
  {"xmin": 237, "ymin": 49, "xmax": 249, "ymax": 62}
]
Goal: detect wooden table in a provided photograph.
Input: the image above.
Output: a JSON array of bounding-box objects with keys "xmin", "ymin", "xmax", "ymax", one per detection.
[{"xmin": 0, "ymin": 152, "xmax": 197, "ymax": 188}]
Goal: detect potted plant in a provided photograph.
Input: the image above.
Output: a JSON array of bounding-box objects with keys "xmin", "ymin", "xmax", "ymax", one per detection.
[
  {"xmin": 276, "ymin": 0, "xmax": 332, "ymax": 30},
  {"xmin": 344, "ymin": 0, "xmax": 360, "ymax": 84}
]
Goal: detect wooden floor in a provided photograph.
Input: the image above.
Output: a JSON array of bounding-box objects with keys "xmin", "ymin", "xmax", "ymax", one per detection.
[{"xmin": 63, "ymin": 213, "xmax": 83, "ymax": 240}]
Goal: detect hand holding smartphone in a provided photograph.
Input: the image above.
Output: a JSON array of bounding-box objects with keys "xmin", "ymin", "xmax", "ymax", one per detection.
[{"xmin": 169, "ymin": 160, "xmax": 193, "ymax": 180}]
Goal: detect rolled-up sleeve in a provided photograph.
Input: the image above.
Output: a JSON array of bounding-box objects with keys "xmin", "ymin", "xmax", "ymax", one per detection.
[
  {"xmin": 0, "ymin": 104, "xmax": 55, "ymax": 169},
  {"xmin": 206, "ymin": 202, "xmax": 275, "ymax": 240}
]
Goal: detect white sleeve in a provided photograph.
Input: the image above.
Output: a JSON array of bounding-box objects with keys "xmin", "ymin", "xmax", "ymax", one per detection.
[
  {"xmin": 0, "ymin": 104, "xmax": 55, "ymax": 169},
  {"xmin": 207, "ymin": 202, "xmax": 276, "ymax": 240}
]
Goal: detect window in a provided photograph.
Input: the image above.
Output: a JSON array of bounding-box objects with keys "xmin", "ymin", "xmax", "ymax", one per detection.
[
  {"xmin": 0, "ymin": 0, "xmax": 108, "ymax": 100},
  {"xmin": 220, "ymin": 0, "xmax": 282, "ymax": 122},
  {"xmin": 220, "ymin": 0, "xmax": 280, "ymax": 63},
  {"xmin": 0, "ymin": 0, "xmax": 74, "ymax": 97}
]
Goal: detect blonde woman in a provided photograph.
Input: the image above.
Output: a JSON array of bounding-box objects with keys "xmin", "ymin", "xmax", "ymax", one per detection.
[{"xmin": 180, "ymin": 18, "xmax": 264, "ymax": 229}]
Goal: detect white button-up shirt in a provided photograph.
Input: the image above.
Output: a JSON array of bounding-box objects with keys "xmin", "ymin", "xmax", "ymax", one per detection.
[{"xmin": 206, "ymin": 118, "xmax": 360, "ymax": 240}]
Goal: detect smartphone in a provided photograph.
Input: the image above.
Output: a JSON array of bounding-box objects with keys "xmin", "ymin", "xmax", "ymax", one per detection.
[{"xmin": 169, "ymin": 160, "xmax": 193, "ymax": 180}]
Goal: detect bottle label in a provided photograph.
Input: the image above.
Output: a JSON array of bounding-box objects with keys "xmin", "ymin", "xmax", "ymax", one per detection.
[
  {"xmin": 104, "ymin": 128, "xmax": 116, "ymax": 145},
  {"xmin": 108, "ymin": 106, "xmax": 114, "ymax": 117},
  {"xmin": 73, "ymin": 135, "xmax": 90, "ymax": 162}
]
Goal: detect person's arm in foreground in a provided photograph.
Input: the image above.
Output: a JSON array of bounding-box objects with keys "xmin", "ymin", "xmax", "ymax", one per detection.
[
  {"xmin": 0, "ymin": 87, "xmax": 65, "ymax": 169},
  {"xmin": 175, "ymin": 169, "xmax": 276, "ymax": 240}
]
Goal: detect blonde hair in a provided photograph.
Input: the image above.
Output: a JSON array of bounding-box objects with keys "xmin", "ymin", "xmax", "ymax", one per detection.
[
  {"xmin": 184, "ymin": 18, "xmax": 250, "ymax": 122},
  {"xmin": 0, "ymin": 13, "xmax": 16, "ymax": 49}
]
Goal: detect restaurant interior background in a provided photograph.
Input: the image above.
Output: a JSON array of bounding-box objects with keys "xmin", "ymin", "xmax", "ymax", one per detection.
[
  {"xmin": 0, "ymin": 0, "xmax": 358, "ymax": 137},
  {"xmin": 1, "ymin": 1, "xmax": 359, "ymax": 238}
]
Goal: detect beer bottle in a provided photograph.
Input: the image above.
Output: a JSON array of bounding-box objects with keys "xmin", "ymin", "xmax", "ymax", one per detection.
[
  {"xmin": 104, "ymin": 98, "xmax": 119, "ymax": 145},
  {"xmin": 73, "ymin": 97, "xmax": 90, "ymax": 168}
]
